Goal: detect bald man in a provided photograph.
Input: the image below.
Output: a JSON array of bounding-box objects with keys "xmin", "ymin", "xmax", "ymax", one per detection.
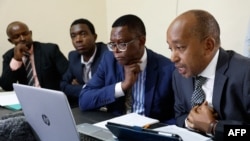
[
  {"xmin": 0, "ymin": 21, "xmax": 68, "ymax": 91},
  {"xmin": 167, "ymin": 10, "xmax": 250, "ymax": 140}
]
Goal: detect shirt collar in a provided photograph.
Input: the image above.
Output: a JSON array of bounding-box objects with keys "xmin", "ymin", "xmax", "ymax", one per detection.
[
  {"xmin": 138, "ymin": 47, "xmax": 147, "ymax": 71},
  {"xmin": 199, "ymin": 49, "xmax": 219, "ymax": 79},
  {"xmin": 81, "ymin": 46, "xmax": 97, "ymax": 65},
  {"xmin": 28, "ymin": 44, "xmax": 34, "ymax": 55}
]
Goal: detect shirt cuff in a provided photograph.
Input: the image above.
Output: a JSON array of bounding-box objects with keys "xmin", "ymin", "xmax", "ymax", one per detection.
[
  {"xmin": 10, "ymin": 58, "xmax": 23, "ymax": 71},
  {"xmin": 185, "ymin": 118, "xmax": 194, "ymax": 130},
  {"xmin": 115, "ymin": 82, "xmax": 125, "ymax": 98}
]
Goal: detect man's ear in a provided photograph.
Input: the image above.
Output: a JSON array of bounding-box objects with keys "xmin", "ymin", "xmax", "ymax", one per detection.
[
  {"xmin": 94, "ymin": 34, "xmax": 97, "ymax": 41},
  {"xmin": 7, "ymin": 38, "xmax": 13, "ymax": 44},
  {"xmin": 204, "ymin": 36, "xmax": 216, "ymax": 53},
  {"xmin": 138, "ymin": 35, "xmax": 146, "ymax": 46}
]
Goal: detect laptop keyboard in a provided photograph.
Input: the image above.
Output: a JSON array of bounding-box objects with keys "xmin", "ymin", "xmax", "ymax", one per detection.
[
  {"xmin": 77, "ymin": 123, "xmax": 115, "ymax": 141},
  {"xmin": 79, "ymin": 132, "xmax": 102, "ymax": 141}
]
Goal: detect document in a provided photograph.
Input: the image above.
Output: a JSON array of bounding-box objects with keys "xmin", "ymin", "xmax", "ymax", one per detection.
[
  {"xmin": 94, "ymin": 113, "xmax": 159, "ymax": 129},
  {"xmin": 0, "ymin": 91, "xmax": 19, "ymax": 106},
  {"xmin": 154, "ymin": 125, "xmax": 212, "ymax": 141}
]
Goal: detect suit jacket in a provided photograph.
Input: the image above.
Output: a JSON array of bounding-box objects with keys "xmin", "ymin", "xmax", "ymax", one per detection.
[
  {"xmin": 79, "ymin": 48, "xmax": 175, "ymax": 123},
  {"xmin": 60, "ymin": 42, "xmax": 108, "ymax": 106},
  {"xmin": 0, "ymin": 41, "xmax": 68, "ymax": 91},
  {"xmin": 173, "ymin": 48, "xmax": 250, "ymax": 140}
]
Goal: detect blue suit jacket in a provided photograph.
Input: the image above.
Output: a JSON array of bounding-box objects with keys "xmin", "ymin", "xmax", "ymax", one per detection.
[
  {"xmin": 60, "ymin": 42, "xmax": 108, "ymax": 106},
  {"xmin": 0, "ymin": 41, "xmax": 68, "ymax": 91},
  {"xmin": 173, "ymin": 48, "xmax": 250, "ymax": 140},
  {"xmin": 79, "ymin": 48, "xmax": 175, "ymax": 123}
]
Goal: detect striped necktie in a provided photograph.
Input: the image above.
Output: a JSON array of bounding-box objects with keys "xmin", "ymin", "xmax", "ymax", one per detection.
[
  {"xmin": 24, "ymin": 56, "xmax": 35, "ymax": 86},
  {"xmin": 191, "ymin": 76, "xmax": 207, "ymax": 107},
  {"xmin": 124, "ymin": 88, "xmax": 132, "ymax": 114}
]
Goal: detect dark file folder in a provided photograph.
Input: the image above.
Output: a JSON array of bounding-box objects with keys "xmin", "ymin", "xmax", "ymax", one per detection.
[{"xmin": 106, "ymin": 122, "xmax": 183, "ymax": 141}]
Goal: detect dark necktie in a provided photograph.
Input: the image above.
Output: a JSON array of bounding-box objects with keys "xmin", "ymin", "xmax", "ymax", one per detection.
[
  {"xmin": 125, "ymin": 88, "xmax": 133, "ymax": 114},
  {"xmin": 191, "ymin": 76, "xmax": 207, "ymax": 107},
  {"xmin": 25, "ymin": 56, "xmax": 35, "ymax": 86}
]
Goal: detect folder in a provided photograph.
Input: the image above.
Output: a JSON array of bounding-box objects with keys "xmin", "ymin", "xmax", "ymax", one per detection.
[
  {"xmin": 4, "ymin": 104, "xmax": 22, "ymax": 111},
  {"xmin": 106, "ymin": 122, "xmax": 183, "ymax": 141}
]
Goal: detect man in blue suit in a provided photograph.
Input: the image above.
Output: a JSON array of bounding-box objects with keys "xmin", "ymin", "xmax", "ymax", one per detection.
[
  {"xmin": 167, "ymin": 9, "xmax": 250, "ymax": 140},
  {"xmin": 79, "ymin": 14, "xmax": 175, "ymax": 123},
  {"xmin": 60, "ymin": 18, "xmax": 108, "ymax": 107}
]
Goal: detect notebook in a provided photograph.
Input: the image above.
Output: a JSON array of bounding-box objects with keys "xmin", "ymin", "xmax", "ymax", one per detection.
[{"xmin": 13, "ymin": 83, "xmax": 114, "ymax": 141}]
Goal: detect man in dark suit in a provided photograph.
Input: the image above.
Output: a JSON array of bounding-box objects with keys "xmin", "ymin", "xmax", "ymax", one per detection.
[
  {"xmin": 79, "ymin": 14, "xmax": 175, "ymax": 124},
  {"xmin": 60, "ymin": 18, "xmax": 108, "ymax": 107},
  {"xmin": 0, "ymin": 21, "xmax": 68, "ymax": 91},
  {"xmin": 167, "ymin": 9, "xmax": 250, "ymax": 140}
]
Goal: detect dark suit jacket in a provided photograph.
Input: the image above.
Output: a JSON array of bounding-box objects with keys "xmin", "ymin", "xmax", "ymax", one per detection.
[
  {"xmin": 60, "ymin": 42, "xmax": 108, "ymax": 106},
  {"xmin": 173, "ymin": 48, "xmax": 250, "ymax": 140},
  {"xmin": 0, "ymin": 41, "xmax": 68, "ymax": 91},
  {"xmin": 79, "ymin": 48, "xmax": 175, "ymax": 123}
]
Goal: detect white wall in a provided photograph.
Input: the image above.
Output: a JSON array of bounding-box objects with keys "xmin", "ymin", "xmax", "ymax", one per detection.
[
  {"xmin": 106, "ymin": 0, "xmax": 250, "ymax": 58},
  {"xmin": 0, "ymin": 0, "xmax": 107, "ymax": 74},
  {"xmin": 1, "ymin": 0, "xmax": 250, "ymax": 75},
  {"xmin": 177, "ymin": 0, "xmax": 250, "ymax": 57}
]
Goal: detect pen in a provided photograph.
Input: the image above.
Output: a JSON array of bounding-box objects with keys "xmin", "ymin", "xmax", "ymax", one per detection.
[
  {"xmin": 142, "ymin": 128, "xmax": 183, "ymax": 141},
  {"xmin": 143, "ymin": 124, "xmax": 151, "ymax": 129}
]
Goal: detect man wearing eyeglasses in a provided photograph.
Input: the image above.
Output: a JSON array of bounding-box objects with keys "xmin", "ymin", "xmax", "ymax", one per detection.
[{"xmin": 79, "ymin": 14, "xmax": 175, "ymax": 124}]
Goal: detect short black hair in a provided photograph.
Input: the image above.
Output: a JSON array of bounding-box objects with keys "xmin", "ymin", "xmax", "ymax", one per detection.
[
  {"xmin": 70, "ymin": 18, "xmax": 96, "ymax": 35},
  {"xmin": 112, "ymin": 14, "xmax": 146, "ymax": 36}
]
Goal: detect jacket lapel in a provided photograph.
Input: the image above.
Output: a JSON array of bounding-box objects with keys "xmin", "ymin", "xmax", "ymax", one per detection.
[
  {"xmin": 33, "ymin": 42, "xmax": 42, "ymax": 82},
  {"xmin": 212, "ymin": 48, "xmax": 229, "ymax": 116},
  {"xmin": 144, "ymin": 49, "xmax": 156, "ymax": 116}
]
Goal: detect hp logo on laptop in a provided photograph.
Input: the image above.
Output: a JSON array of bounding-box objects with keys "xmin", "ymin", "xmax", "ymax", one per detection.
[{"xmin": 42, "ymin": 114, "xmax": 50, "ymax": 126}]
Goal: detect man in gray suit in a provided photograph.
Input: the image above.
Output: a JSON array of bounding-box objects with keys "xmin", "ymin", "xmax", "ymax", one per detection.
[
  {"xmin": 0, "ymin": 21, "xmax": 68, "ymax": 91},
  {"xmin": 167, "ymin": 9, "xmax": 250, "ymax": 140}
]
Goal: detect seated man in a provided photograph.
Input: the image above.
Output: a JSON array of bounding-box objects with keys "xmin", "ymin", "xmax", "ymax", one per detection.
[
  {"xmin": 79, "ymin": 14, "xmax": 175, "ymax": 124},
  {"xmin": 0, "ymin": 21, "xmax": 68, "ymax": 91},
  {"xmin": 60, "ymin": 18, "xmax": 108, "ymax": 107},
  {"xmin": 167, "ymin": 9, "xmax": 250, "ymax": 140}
]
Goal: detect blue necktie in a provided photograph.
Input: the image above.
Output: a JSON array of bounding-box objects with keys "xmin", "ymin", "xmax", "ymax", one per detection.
[{"xmin": 191, "ymin": 76, "xmax": 207, "ymax": 107}]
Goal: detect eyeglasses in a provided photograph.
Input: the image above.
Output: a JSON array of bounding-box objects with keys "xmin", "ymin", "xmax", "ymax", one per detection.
[{"xmin": 107, "ymin": 38, "xmax": 137, "ymax": 52}]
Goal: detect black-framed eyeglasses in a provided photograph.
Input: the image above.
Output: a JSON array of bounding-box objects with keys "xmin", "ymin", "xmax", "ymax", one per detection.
[{"xmin": 107, "ymin": 38, "xmax": 137, "ymax": 52}]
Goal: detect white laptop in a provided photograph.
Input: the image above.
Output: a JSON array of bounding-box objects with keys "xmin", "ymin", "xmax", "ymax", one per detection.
[{"xmin": 13, "ymin": 83, "xmax": 114, "ymax": 141}]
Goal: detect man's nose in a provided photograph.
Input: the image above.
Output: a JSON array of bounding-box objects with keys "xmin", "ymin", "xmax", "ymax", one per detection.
[{"xmin": 170, "ymin": 50, "xmax": 179, "ymax": 63}]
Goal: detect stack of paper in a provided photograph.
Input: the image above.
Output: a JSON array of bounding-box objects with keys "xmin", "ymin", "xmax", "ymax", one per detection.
[
  {"xmin": 94, "ymin": 113, "xmax": 159, "ymax": 129},
  {"xmin": 0, "ymin": 91, "xmax": 21, "ymax": 110}
]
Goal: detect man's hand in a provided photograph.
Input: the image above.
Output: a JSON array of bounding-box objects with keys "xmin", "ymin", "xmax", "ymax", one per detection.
[
  {"xmin": 13, "ymin": 43, "xmax": 30, "ymax": 61},
  {"xmin": 71, "ymin": 79, "xmax": 79, "ymax": 85},
  {"xmin": 187, "ymin": 101, "xmax": 218, "ymax": 133},
  {"xmin": 121, "ymin": 60, "xmax": 141, "ymax": 91}
]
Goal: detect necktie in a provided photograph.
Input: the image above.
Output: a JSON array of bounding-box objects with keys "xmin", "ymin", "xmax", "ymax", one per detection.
[
  {"xmin": 125, "ymin": 88, "xmax": 133, "ymax": 114},
  {"xmin": 83, "ymin": 65, "xmax": 91, "ymax": 83},
  {"xmin": 191, "ymin": 76, "xmax": 207, "ymax": 107},
  {"xmin": 24, "ymin": 56, "xmax": 35, "ymax": 86}
]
